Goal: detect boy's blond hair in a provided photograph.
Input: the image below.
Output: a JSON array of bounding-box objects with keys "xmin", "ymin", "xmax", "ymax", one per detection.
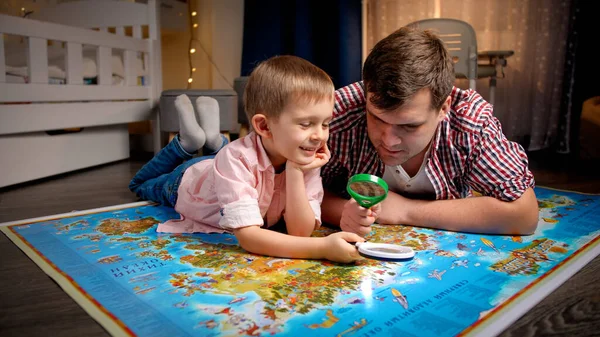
[{"xmin": 243, "ymin": 55, "xmax": 334, "ymax": 121}]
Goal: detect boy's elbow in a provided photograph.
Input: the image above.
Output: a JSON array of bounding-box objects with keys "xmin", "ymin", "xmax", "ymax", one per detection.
[
  {"xmin": 287, "ymin": 227, "xmax": 313, "ymax": 237},
  {"xmin": 233, "ymin": 227, "xmax": 260, "ymax": 253},
  {"xmin": 285, "ymin": 219, "xmax": 318, "ymax": 237},
  {"xmin": 287, "ymin": 226, "xmax": 314, "ymax": 237}
]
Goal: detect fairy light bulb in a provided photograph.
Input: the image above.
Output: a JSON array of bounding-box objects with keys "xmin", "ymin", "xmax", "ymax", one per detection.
[
  {"xmin": 191, "ymin": 11, "xmax": 197, "ymax": 16},
  {"xmin": 188, "ymin": 78, "xmax": 193, "ymax": 83},
  {"xmin": 193, "ymin": 23, "xmax": 198, "ymax": 28},
  {"xmin": 190, "ymin": 48, "xmax": 196, "ymax": 54},
  {"xmin": 192, "ymin": 68, "xmax": 196, "ymax": 72}
]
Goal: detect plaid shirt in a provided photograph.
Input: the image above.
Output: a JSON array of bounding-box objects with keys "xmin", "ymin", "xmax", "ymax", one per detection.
[{"xmin": 322, "ymin": 81, "xmax": 535, "ymax": 201}]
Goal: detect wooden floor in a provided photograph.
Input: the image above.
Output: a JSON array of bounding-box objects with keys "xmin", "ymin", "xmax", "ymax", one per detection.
[{"xmin": 1, "ymin": 150, "xmax": 599, "ymax": 337}]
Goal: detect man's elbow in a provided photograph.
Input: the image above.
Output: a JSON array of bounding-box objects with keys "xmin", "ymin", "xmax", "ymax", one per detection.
[
  {"xmin": 510, "ymin": 188, "xmax": 539, "ymax": 235},
  {"xmin": 514, "ymin": 206, "xmax": 539, "ymax": 235}
]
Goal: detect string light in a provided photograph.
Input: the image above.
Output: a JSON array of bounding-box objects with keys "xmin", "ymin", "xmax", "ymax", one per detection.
[
  {"xmin": 185, "ymin": 0, "xmax": 232, "ymax": 90},
  {"xmin": 187, "ymin": 1, "xmax": 197, "ymax": 89}
]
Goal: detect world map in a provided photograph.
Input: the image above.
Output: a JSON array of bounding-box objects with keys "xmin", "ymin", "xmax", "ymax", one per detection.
[{"xmin": 4, "ymin": 187, "xmax": 600, "ymax": 337}]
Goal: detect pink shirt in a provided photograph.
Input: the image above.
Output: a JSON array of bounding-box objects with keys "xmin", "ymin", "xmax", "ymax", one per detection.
[{"xmin": 157, "ymin": 132, "xmax": 324, "ymax": 234}]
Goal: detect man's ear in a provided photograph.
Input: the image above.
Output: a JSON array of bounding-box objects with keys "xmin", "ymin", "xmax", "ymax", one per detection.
[
  {"xmin": 251, "ymin": 114, "xmax": 272, "ymax": 138},
  {"xmin": 437, "ymin": 96, "xmax": 451, "ymax": 121}
]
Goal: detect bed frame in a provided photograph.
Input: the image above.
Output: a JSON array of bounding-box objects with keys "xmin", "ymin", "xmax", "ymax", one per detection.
[{"xmin": 0, "ymin": 0, "xmax": 163, "ymax": 188}]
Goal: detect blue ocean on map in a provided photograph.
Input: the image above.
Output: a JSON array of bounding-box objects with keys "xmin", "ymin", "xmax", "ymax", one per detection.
[{"xmin": 7, "ymin": 187, "xmax": 600, "ymax": 337}]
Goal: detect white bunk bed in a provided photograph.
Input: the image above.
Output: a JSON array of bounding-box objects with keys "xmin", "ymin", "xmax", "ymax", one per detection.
[{"xmin": 0, "ymin": 0, "xmax": 163, "ymax": 188}]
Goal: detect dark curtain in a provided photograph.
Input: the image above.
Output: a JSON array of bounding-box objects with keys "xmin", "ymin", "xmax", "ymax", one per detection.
[
  {"xmin": 241, "ymin": 0, "xmax": 362, "ymax": 89},
  {"xmin": 556, "ymin": 0, "xmax": 600, "ymax": 154}
]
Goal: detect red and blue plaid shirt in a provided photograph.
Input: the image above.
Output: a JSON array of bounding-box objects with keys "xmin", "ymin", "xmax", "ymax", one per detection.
[{"xmin": 322, "ymin": 82, "xmax": 535, "ymax": 201}]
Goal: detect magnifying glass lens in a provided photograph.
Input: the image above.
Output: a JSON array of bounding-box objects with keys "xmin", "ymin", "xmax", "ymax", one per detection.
[
  {"xmin": 349, "ymin": 181, "xmax": 386, "ymax": 197},
  {"xmin": 346, "ymin": 174, "xmax": 389, "ymax": 208}
]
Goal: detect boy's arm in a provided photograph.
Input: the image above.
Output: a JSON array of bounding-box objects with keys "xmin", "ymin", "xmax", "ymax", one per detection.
[
  {"xmin": 234, "ymin": 226, "xmax": 364, "ymax": 263},
  {"xmin": 378, "ymin": 187, "xmax": 538, "ymax": 235},
  {"xmin": 284, "ymin": 145, "xmax": 331, "ymax": 236},
  {"xmin": 284, "ymin": 166, "xmax": 318, "ymax": 237}
]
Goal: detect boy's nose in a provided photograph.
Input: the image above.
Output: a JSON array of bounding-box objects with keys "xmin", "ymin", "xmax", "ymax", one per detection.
[{"xmin": 312, "ymin": 127, "xmax": 326, "ymax": 140}]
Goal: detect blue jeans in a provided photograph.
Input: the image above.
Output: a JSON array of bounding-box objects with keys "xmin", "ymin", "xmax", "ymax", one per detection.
[{"xmin": 129, "ymin": 134, "xmax": 228, "ymax": 206}]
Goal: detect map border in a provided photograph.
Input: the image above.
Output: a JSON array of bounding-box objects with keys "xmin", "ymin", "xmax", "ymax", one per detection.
[
  {"xmin": 1, "ymin": 187, "xmax": 600, "ymax": 337},
  {"xmin": 0, "ymin": 201, "xmax": 153, "ymax": 337},
  {"xmin": 460, "ymin": 186, "xmax": 600, "ymax": 336}
]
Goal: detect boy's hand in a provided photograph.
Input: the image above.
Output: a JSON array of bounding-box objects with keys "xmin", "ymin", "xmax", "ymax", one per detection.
[
  {"xmin": 287, "ymin": 144, "xmax": 331, "ymax": 172},
  {"xmin": 340, "ymin": 199, "xmax": 382, "ymax": 237},
  {"xmin": 322, "ymin": 232, "xmax": 365, "ymax": 263}
]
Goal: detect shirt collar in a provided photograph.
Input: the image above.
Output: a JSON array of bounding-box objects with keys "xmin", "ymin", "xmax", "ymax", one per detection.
[{"xmin": 251, "ymin": 132, "xmax": 275, "ymax": 173}]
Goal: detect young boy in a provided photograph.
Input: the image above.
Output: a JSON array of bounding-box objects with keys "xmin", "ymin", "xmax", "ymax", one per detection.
[{"xmin": 129, "ymin": 55, "xmax": 363, "ymax": 263}]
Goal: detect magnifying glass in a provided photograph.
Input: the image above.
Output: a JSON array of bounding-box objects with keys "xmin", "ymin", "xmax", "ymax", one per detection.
[
  {"xmin": 346, "ymin": 174, "xmax": 413, "ymax": 260},
  {"xmin": 347, "ymin": 174, "xmax": 389, "ymax": 208},
  {"xmin": 355, "ymin": 241, "xmax": 415, "ymax": 260}
]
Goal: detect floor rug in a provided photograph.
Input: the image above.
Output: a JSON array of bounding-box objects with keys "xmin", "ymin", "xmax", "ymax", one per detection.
[{"xmin": 1, "ymin": 187, "xmax": 599, "ymax": 337}]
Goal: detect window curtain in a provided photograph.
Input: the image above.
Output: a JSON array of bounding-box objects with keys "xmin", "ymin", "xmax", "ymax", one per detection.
[
  {"xmin": 365, "ymin": 0, "xmax": 582, "ymax": 153},
  {"xmin": 241, "ymin": 0, "xmax": 362, "ymax": 89}
]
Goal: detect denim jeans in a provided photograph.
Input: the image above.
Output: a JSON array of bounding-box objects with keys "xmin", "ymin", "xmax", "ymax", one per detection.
[{"xmin": 129, "ymin": 134, "xmax": 228, "ymax": 206}]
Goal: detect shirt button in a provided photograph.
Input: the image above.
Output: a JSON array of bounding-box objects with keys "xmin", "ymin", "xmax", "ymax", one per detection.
[{"xmin": 396, "ymin": 170, "xmax": 400, "ymax": 174}]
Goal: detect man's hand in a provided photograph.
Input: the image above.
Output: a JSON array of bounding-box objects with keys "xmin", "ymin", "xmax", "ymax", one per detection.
[
  {"xmin": 322, "ymin": 231, "xmax": 365, "ymax": 263},
  {"xmin": 340, "ymin": 199, "xmax": 381, "ymax": 237},
  {"xmin": 287, "ymin": 144, "xmax": 331, "ymax": 172}
]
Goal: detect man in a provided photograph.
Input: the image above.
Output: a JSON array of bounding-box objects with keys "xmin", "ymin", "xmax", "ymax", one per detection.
[{"xmin": 321, "ymin": 27, "xmax": 538, "ymax": 236}]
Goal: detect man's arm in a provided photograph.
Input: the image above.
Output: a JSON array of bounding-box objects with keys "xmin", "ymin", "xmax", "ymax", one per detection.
[
  {"xmin": 321, "ymin": 189, "xmax": 347, "ymax": 227},
  {"xmin": 378, "ymin": 187, "xmax": 538, "ymax": 235},
  {"xmin": 321, "ymin": 189, "xmax": 378, "ymax": 236}
]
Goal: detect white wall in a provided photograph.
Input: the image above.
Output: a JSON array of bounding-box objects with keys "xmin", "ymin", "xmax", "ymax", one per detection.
[{"xmin": 209, "ymin": 0, "xmax": 243, "ymax": 89}]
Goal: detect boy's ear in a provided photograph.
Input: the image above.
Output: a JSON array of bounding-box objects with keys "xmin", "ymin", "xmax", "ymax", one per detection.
[{"xmin": 251, "ymin": 114, "xmax": 272, "ymax": 138}]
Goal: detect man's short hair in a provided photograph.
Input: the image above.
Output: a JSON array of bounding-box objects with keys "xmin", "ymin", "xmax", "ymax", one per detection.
[{"xmin": 363, "ymin": 27, "xmax": 455, "ymax": 111}]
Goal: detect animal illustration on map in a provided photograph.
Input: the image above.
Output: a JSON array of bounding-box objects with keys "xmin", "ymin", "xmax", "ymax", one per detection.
[
  {"xmin": 428, "ymin": 269, "xmax": 447, "ymax": 280},
  {"xmin": 391, "ymin": 288, "xmax": 408, "ymax": 309}
]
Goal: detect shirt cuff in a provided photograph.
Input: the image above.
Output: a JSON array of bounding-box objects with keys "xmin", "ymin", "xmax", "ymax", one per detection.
[
  {"xmin": 495, "ymin": 177, "xmax": 535, "ymax": 201},
  {"xmin": 218, "ymin": 198, "xmax": 264, "ymax": 230}
]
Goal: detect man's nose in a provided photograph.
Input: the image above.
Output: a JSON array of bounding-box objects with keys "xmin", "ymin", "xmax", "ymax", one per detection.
[{"xmin": 380, "ymin": 123, "xmax": 400, "ymax": 147}]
